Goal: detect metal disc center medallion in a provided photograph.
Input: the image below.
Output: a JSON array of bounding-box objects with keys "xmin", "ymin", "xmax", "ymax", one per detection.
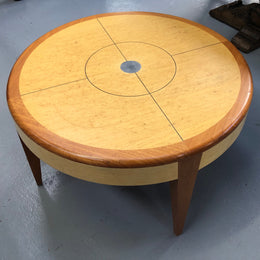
[{"xmin": 120, "ymin": 61, "xmax": 141, "ymax": 73}]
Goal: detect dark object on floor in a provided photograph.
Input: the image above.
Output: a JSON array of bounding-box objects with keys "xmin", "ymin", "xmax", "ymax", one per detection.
[{"xmin": 210, "ymin": 0, "xmax": 260, "ymax": 53}]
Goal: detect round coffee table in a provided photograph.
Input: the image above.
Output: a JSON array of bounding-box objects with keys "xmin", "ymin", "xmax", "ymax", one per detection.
[{"xmin": 7, "ymin": 12, "xmax": 253, "ymax": 235}]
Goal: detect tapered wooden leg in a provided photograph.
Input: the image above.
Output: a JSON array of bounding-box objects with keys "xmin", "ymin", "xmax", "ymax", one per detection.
[
  {"xmin": 18, "ymin": 135, "xmax": 43, "ymax": 186},
  {"xmin": 170, "ymin": 153, "xmax": 202, "ymax": 235}
]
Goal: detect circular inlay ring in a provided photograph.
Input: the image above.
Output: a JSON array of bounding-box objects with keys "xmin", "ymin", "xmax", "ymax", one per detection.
[
  {"xmin": 85, "ymin": 41, "xmax": 177, "ymax": 97},
  {"xmin": 7, "ymin": 12, "xmax": 253, "ymax": 169}
]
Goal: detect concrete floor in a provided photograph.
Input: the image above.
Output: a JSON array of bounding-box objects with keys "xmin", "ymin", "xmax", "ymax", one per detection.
[{"xmin": 1, "ymin": 0, "xmax": 260, "ymax": 259}]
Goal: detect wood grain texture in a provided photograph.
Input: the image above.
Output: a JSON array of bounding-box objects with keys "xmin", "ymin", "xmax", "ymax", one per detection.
[
  {"xmin": 19, "ymin": 19, "xmax": 112, "ymax": 95},
  {"xmin": 116, "ymin": 42, "xmax": 176, "ymax": 94},
  {"xmin": 7, "ymin": 12, "xmax": 253, "ymax": 168},
  {"xmin": 152, "ymin": 43, "xmax": 241, "ymax": 140},
  {"xmin": 170, "ymin": 153, "xmax": 202, "ymax": 235},
  {"xmin": 99, "ymin": 14, "xmax": 224, "ymax": 54},
  {"xmin": 85, "ymin": 44, "xmax": 148, "ymax": 97},
  {"xmin": 20, "ymin": 80, "xmax": 182, "ymax": 150}
]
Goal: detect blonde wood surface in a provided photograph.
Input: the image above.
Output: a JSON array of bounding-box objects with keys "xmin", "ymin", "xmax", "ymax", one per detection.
[
  {"xmin": 152, "ymin": 43, "xmax": 241, "ymax": 140},
  {"xmin": 99, "ymin": 14, "xmax": 225, "ymax": 54},
  {"xmin": 19, "ymin": 19, "xmax": 112, "ymax": 95},
  {"xmin": 85, "ymin": 44, "xmax": 148, "ymax": 97},
  {"xmin": 115, "ymin": 42, "xmax": 176, "ymax": 94},
  {"xmin": 21, "ymin": 80, "xmax": 182, "ymax": 150},
  {"xmin": 7, "ymin": 12, "xmax": 253, "ymax": 168}
]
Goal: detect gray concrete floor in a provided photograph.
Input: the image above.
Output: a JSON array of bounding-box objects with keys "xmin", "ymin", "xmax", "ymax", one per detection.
[{"xmin": 1, "ymin": 0, "xmax": 260, "ymax": 259}]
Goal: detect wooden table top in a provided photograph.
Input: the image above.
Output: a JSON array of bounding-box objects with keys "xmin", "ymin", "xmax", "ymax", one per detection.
[{"xmin": 7, "ymin": 12, "xmax": 253, "ymax": 168}]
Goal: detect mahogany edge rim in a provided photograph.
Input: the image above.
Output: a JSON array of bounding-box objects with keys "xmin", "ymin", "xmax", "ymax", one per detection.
[{"xmin": 7, "ymin": 11, "xmax": 253, "ymax": 168}]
